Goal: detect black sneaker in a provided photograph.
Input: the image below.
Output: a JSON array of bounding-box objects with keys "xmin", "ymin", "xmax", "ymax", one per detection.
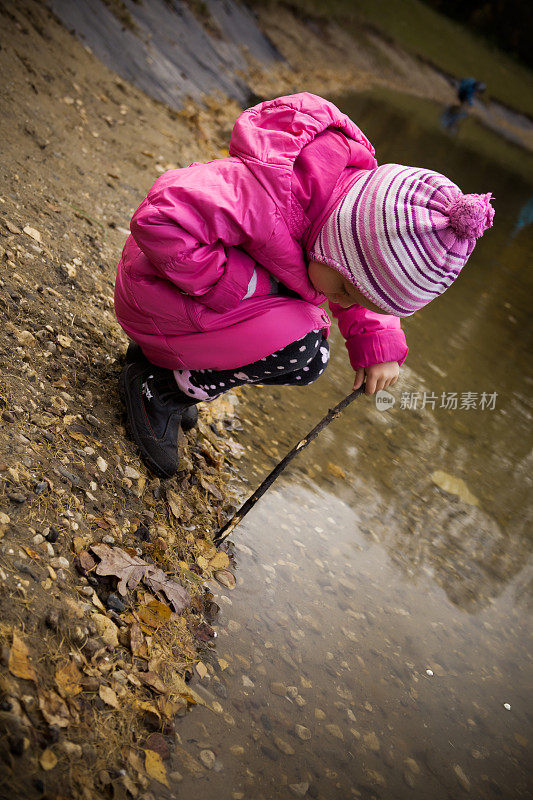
[
  {"xmin": 125, "ymin": 341, "xmax": 199, "ymax": 432},
  {"xmin": 119, "ymin": 360, "xmax": 198, "ymax": 479}
]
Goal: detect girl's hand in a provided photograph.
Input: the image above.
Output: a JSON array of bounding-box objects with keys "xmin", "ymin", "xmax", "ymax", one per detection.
[{"xmin": 353, "ymin": 361, "xmax": 400, "ymax": 395}]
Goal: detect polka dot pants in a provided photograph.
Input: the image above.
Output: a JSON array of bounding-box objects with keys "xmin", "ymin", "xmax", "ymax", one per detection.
[{"xmin": 174, "ymin": 330, "xmax": 330, "ymax": 401}]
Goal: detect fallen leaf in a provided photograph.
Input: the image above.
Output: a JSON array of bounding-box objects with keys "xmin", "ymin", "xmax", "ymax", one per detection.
[
  {"xmin": 195, "ymin": 661, "xmax": 208, "ymax": 679},
  {"xmin": 90, "ymin": 544, "xmax": 190, "ymax": 613},
  {"xmin": 40, "ymin": 748, "xmax": 57, "ymax": 770},
  {"xmin": 138, "ymin": 600, "xmax": 171, "ymax": 628},
  {"xmin": 144, "ymin": 748, "xmax": 169, "ymax": 786},
  {"xmin": 431, "ymin": 470, "xmax": 479, "ymax": 506},
  {"xmin": 130, "ymin": 622, "xmax": 144, "ymax": 656},
  {"xmin": 166, "ymin": 488, "xmax": 182, "ymax": 519},
  {"xmin": 55, "ymin": 660, "xmax": 82, "ymax": 698},
  {"xmin": 38, "ymin": 689, "xmax": 70, "ymax": 727},
  {"xmin": 99, "ymin": 685, "xmax": 119, "ymax": 707},
  {"xmin": 139, "ymin": 671, "xmax": 167, "ymax": 695},
  {"xmin": 92, "ymin": 613, "xmax": 119, "ymax": 648},
  {"xmin": 20, "ymin": 545, "xmax": 40, "ymax": 560},
  {"xmin": 208, "ymin": 551, "xmax": 229, "ymax": 571},
  {"xmin": 198, "ymin": 474, "xmax": 223, "ymax": 500},
  {"xmin": 9, "ymin": 630, "xmax": 37, "ymax": 682},
  {"xmin": 23, "ymin": 224, "xmax": 41, "ymax": 242}
]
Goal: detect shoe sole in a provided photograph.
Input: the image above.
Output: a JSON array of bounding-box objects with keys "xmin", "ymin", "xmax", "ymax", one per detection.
[{"xmin": 118, "ymin": 366, "xmax": 178, "ymax": 480}]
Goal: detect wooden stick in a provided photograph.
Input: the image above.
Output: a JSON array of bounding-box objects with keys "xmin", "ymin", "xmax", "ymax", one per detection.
[{"xmin": 213, "ymin": 386, "xmax": 366, "ymax": 546}]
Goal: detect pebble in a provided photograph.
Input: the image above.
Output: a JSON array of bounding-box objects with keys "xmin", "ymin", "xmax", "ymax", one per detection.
[
  {"xmin": 363, "ymin": 731, "xmax": 380, "ymax": 752},
  {"xmin": 270, "ymin": 682, "xmax": 286, "ymax": 696},
  {"xmin": 453, "ymin": 764, "xmax": 471, "ymax": 791},
  {"xmin": 289, "ymin": 783, "xmax": 309, "ymax": 797},
  {"xmin": 199, "ymin": 749, "xmax": 215, "ymax": 769},
  {"xmin": 426, "ymin": 669, "xmax": 434, "ymax": 677},
  {"xmin": 32, "ymin": 534, "xmax": 45, "ymax": 545},
  {"xmin": 405, "ymin": 757, "xmax": 420, "ymax": 774},
  {"xmin": 503, "ymin": 702, "xmax": 511, "ymax": 711},
  {"xmin": 107, "ymin": 593, "xmax": 126, "ymax": 613},
  {"xmin": 124, "ymin": 466, "xmax": 140, "ymax": 479},
  {"xmin": 273, "ymin": 736, "xmax": 294, "ymax": 755},
  {"xmin": 102, "ymin": 535, "xmax": 115, "ymax": 545},
  {"xmin": 50, "ymin": 557, "xmax": 69, "ymax": 569},
  {"xmin": 314, "ymin": 709, "xmax": 326, "ymax": 720},
  {"xmin": 229, "ymin": 745, "xmax": 244, "ymax": 756},
  {"xmin": 214, "ymin": 569, "xmax": 236, "ymax": 589},
  {"xmin": 325, "ymin": 724, "xmax": 344, "ymax": 740},
  {"xmin": 260, "ymin": 744, "xmax": 279, "ymax": 761},
  {"xmin": 96, "ymin": 456, "xmax": 108, "ymax": 472},
  {"xmin": 295, "ymin": 724, "xmax": 311, "ymax": 741},
  {"xmin": 242, "ymin": 675, "xmax": 254, "ymax": 688}
]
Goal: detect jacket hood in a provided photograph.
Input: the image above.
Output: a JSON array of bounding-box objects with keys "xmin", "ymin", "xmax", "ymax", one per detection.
[{"xmin": 229, "ymin": 93, "xmax": 377, "ymax": 237}]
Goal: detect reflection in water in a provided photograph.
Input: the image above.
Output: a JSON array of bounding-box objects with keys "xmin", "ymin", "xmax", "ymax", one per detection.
[{"xmin": 168, "ymin": 91, "xmax": 532, "ymax": 799}]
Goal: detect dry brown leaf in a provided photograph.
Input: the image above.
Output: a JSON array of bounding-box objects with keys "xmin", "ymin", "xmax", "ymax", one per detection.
[
  {"xmin": 9, "ymin": 630, "xmax": 37, "ymax": 682},
  {"xmin": 139, "ymin": 671, "xmax": 167, "ymax": 695},
  {"xmin": 166, "ymin": 488, "xmax": 182, "ymax": 519},
  {"xmin": 38, "ymin": 689, "xmax": 70, "ymax": 727},
  {"xmin": 138, "ymin": 600, "xmax": 171, "ymax": 628},
  {"xmin": 195, "ymin": 661, "xmax": 208, "ymax": 679},
  {"xmin": 129, "ymin": 622, "xmax": 144, "ymax": 656},
  {"xmin": 90, "ymin": 543, "xmax": 190, "ymax": 613},
  {"xmin": 55, "ymin": 660, "xmax": 82, "ymax": 698},
  {"xmin": 40, "ymin": 748, "xmax": 58, "ymax": 770},
  {"xmin": 99, "ymin": 685, "xmax": 119, "ymax": 707},
  {"xmin": 208, "ymin": 551, "xmax": 229, "ymax": 571},
  {"xmin": 144, "ymin": 749, "xmax": 169, "ymax": 787}
]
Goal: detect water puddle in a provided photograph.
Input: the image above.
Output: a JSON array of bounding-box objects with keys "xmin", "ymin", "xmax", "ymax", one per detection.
[{"xmin": 168, "ymin": 90, "xmax": 533, "ymax": 799}]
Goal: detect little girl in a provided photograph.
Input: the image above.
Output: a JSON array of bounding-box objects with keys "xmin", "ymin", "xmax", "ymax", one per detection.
[{"xmin": 114, "ymin": 92, "xmax": 494, "ymax": 478}]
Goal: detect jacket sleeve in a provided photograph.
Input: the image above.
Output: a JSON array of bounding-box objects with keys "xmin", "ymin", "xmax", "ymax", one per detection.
[
  {"xmin": 129, "ymin": 161, "xmax": 277, "ymax": 313},
  {"xmin": 328, "ymin": 301, "xmax": 409, "ymax": 370}
]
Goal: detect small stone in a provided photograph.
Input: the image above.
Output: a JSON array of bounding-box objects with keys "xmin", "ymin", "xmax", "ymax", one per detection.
[
  {"xmin": 289, "ymin": 782, "xmax": 309, "ymax": 797},
  {"xmin": 124, "ymin": 466, "xmax": 140, "ymax": 479},
  {"xmin": 325, "ymin": 724, "xmax": 344, "ymax": 740},
  {"xmin": 453, "ymin": 765, "xmax": 471, "ymax": 791},
  {"xmin": 102, "ymin": 535, "xmax": 115, "ymax": 545},
  {"xmin": 33, "ymin": 534, "xmax": 45, "ymax": 545},
  {"xmin": 426, "ymin": 669, "xmax": 434, "ymax": 677},
  {"xmin": 214, "ymin": 569, "xmax": 236, "ymax": 589},
  {"xmin": 229, "ymin": 745, "xmax": 244, "ymax": 756},
  {"xmin": 260, "ymin": 744, "xmax": 279, "ymax": 761},
  {"xmin": 314, "ymin": 708, "xmax": 326, "ymax": 720},
  {"xmin": 273, "ymin": 736, "xmax": 294, "ymax": 755},
  {"xmin": 286, "ymin": 686, "xmax": 298, "ymax": 698},
  {"xmin": 0, "ymin": 512, "xmax": 10, "ymax": 526},
  {"xmin": 96, "ymin": 457, "xmax": 108, "ymax": 472},
  {"xmin": 405, "ymin": 757, "xmax": 420, "ymax": 774},
  {"xmin": 294, "ymin": 694, "xmax": 306, "ymax": 707},
  {"xmin": 50, "ymin": 557, "xmax": 69, "ymax": 569},
  {"xmin": 503, "ymin": 702, "xmax": 511, "ymax": 711},
  {"xmin": 295, "ymin": 724, "xmax": 311, "ymax": 741},
  {"xmin": 242, "ymin": 675, "xmax": 254, "ymax": 688},
  {"xmin": 60, "ymin": 741, "xmax": 82, "ymax": 758},
  {"xmin": 404, "ymin": 770, "xmax": 416, "ymax": 788},
  {"xmin": 106, "ymin": 593, "xmax": 125, "ymax": 612},
  {"xmin": 199, "ymin": 749, "xmax": 215, "ymax": 769},
  {"xmin": 270, "ymin": 682, "xmax": 286, "ymax": 696},
  {"xmin": 46, "ymin": 527, "xmax": 59, "ymax": 543},
  {"xmin": 363, "ymin": 732, "xmax": 380, "ymax": 752}
]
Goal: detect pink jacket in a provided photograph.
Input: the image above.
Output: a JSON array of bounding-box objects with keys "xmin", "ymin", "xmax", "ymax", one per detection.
[{"xmin": 114, "ymin": 93, "xmax": 408, "ymax": 372}]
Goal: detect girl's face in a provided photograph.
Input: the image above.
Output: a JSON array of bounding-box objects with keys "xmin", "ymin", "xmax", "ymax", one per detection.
[{"xmin": 308, "ymin": 260, "xmax": 387, "ymax": 313}]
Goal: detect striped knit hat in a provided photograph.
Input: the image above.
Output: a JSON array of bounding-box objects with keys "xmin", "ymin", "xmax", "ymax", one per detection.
[{"xmin": 309, "ymin": 164, "xmax": 495, "ymax": 316}]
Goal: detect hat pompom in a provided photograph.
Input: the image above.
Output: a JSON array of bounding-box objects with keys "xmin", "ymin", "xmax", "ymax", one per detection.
[{"xmin": 447, "ymin": 192, "xmax": 495, "ymax": 239}]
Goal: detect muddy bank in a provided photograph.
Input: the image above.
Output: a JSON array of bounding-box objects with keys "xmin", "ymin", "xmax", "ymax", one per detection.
[{"xmin": 0, "ymin": 2, "xmax": 250, "ymax": 796}]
